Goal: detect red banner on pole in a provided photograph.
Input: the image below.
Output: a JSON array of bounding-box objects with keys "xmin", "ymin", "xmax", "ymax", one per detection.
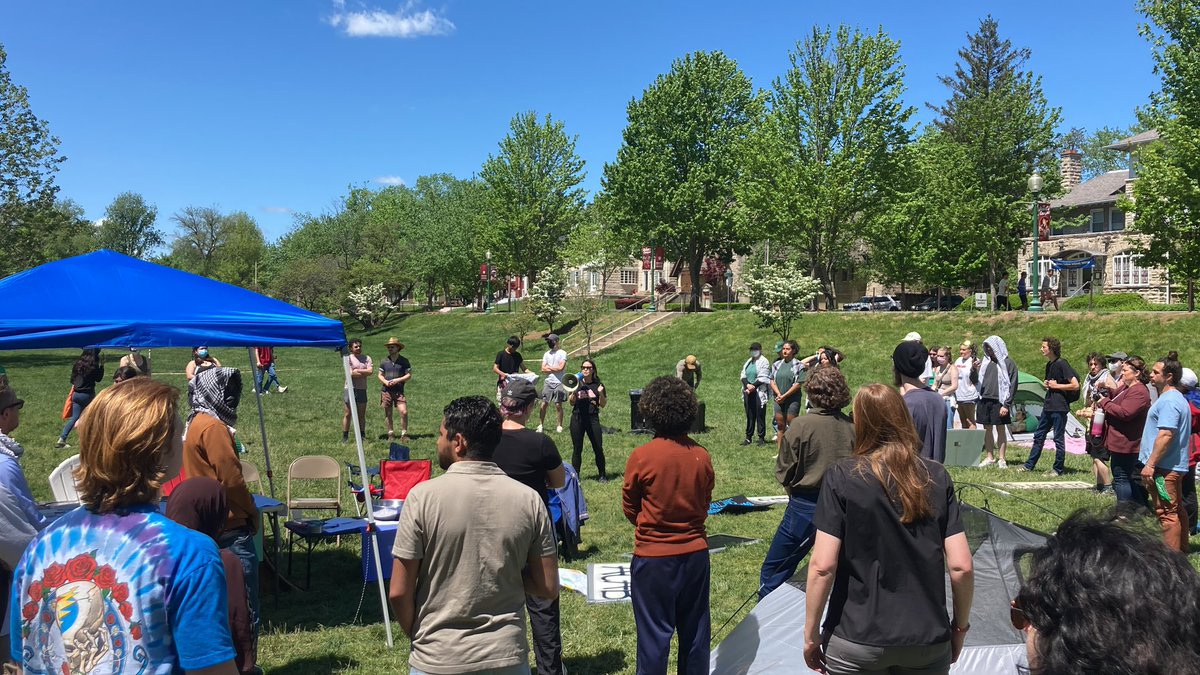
[
  {"xmin": 641, "ymin": 246, "xmax": 652, "ymax": 270},
  {"xmin": 1037, "ymin": 203, "xmax": 1051, "ymax": 241},
  {"xmin": 479, "ymin": 264, "xmax": 488, "ymax": 281},
  {"xmin": 654, "ymin": 247, "xmax": 664, "ymax": 271}
]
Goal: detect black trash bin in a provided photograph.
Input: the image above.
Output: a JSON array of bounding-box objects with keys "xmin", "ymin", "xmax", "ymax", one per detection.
[{"xmin": 629, "ymin": 389, "xmax": 647, "ymax": 431}]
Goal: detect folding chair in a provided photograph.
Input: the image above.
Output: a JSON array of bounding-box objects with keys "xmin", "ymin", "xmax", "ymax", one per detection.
[
  {"xmin": 240, "ymin": 459, "xmax": 263, "ymax": 494},
  {"xmin": 48, "ymin": 455, "xmax": 82, "ymax": 502},
  {"xmin": 380, "ymin": 459, "xmax": 431, "ymax": 501},
  {"xmin": 346, "ymin": 462, "xmax": 382, "ymax": 516},
  {"xmin": 286, "ymin": 455, "xmax": 342, "ymax": 519}
]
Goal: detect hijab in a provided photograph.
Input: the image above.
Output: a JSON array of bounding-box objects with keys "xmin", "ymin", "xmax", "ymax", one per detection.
[
  {"xmin": 188, "ymin": 367, "xmax": 241, "ymax": 429},
  {"xmin": 982, "ymin": 335, "xmax": 1012, "ymax": 404},
  {"xmin": 165, "ymin": 477, "xmax": 228, "ymax": 541}
]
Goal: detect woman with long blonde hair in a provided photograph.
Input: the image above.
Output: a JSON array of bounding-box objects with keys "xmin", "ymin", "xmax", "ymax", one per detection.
[{"xmin": 803, "ymin": 384, "xmax": 974, "ymax": 675}]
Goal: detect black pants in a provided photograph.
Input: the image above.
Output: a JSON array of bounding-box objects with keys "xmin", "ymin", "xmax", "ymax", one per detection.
[
  {"xmin": 571, "ymin": 412, "xmax": 605, "ymax": 478},
  {"xmin": 1184, "ymin": 465, "xmax": 1197, "ymax": 530},
  {"xmin": 744, "ymin": 390, "xmax": 766, "ymax": 441},
  {"xmin": 631, "ymin": 550, "xmax": 711, "ymax": 674},
  {"xmin": 526, "ymin": 593, "xmax": 564, "ymax": 675}
]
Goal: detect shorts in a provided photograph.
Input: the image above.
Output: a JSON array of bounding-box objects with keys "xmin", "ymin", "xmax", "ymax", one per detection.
[
  {"xmin": 976, "ymin": 398, "xmax": 1011, "ymax": 426},
  {"xmin": 1087, "ymin": 434, "xmax": 1111, "ymax": 461},
  {"xmin": 381, "ymin": 389, "xmax": 406, "ymax": 407},
  {"xmin": 344, "ymin": 388, "xmax": 367, "ymax": 405},
  {"xmin": 541, "ymin": 380, "xmax": 567, "ymax": 403},
  {"xmin": 774, "ymin": 399, "xmax": 801, "ymax": 416}
]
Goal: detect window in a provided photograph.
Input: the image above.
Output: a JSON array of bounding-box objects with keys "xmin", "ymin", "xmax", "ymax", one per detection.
[
  {"xmin": 1027, "ymin": 255, "xmax": 1052, "ymax": 284},
  {"xmin": 1091, "ymin": 209, "xmax": 1108, "ymax": 232},
  {"xmin": 620, "ymin": 269, "xmax": 637, "ymax": 285},
  {"xmin": 1109, "ymin": 209, "xmax": 1126, "ymax": 231},
  {"xmin": 568, "ymin": 270, "xmax": 580, "ymax": 287},
  {"xmin": 589, "ymin": 272, "xmax": 599, "ymax": 290},
  {"xmin": 1112, "ymin": 252, "xmax": 1149, "ymax": 287}
]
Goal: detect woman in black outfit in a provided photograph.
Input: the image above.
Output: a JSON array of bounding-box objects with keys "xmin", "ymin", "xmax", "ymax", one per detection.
[
  {"xmin": 568, "ymin": 359, "xmax": 607, "ymax": 481},
  {"xmin": 57, "ymin": 348, "xmax": 103, "ymax": 448}
]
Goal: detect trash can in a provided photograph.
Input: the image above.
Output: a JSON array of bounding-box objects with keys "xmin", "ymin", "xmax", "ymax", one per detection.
[
  {"xmin": 629, "ymin": 389, "xmax": 647, "ymax": 431},
  {"xmin": 691, "ymin": 400, "xmax": 706, "ymax": 433}
]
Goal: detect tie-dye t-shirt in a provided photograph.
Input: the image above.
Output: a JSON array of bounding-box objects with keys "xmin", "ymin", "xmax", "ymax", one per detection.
[{"xmin": 9, "ymin": 504, "xmax": 235, "ymax": 673}]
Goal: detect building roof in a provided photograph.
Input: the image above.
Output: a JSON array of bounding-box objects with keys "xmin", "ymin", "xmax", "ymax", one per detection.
[
  {"xmin": 1049, "ymin": 170, "xmax": 1129, "ymax": 209},
  {"xmin": 1102, "ymin": 129, "xmax": 1160, "ymax": 151}
]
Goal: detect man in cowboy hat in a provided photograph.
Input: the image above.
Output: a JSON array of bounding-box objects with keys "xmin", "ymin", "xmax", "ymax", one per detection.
[{"xmin": 379, "ymin": 337, "xmax": 413, "ymax": 440}]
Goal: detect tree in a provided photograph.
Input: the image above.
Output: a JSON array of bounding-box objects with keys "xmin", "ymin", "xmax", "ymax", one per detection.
[
  {"xmin": 0, "ymin": 43, "xmax": 70, "ymax": 272},
  {"xmin": 564, "ymin": 196, "xmax": 639, "ymax": 301},
  {"xmin": 741, "ymin": 261, "xmax": 821, "ymax": 341},
  {"xmin": 480, "ymin": 111, "xmax": 587, "ymax": 283},
  {"xmin": 930, "ymin": 16, "xmax": 1062, "ymax": 293},
  {"xmin": 567, "ymin": 292, "xmax": 607, "ymax": 358},
  {"xmin": 170, "ymin": 205, "xmax": 230, "ymax": 276},
  {"xmin": 213, "ymin": 211, "xmax": 266, "ymax": 288},
  {"xmin": 603, "ymin": 51, "xmax": 763, "ymax": 312},
  {"xmin": 344, "ymin": 282, "xmax": 396, "ymax": 330},
  {"xmin": 528, "ymin": 264, "xmax": 567, "ymax": 333},
  {"xmin": 97, "ymin": 192, "xmax": 162, "ymax": 258},
  {"xmin": 739, "ymin": 25, "xmax": 915, "ymax": 308},
  {"xmin": 1080, "ymin": 126, "xmax": 1141, "ymax": 180},
  {"xmin": 405, "ymin": 175, "xmax": 489, "ymax": 307}
]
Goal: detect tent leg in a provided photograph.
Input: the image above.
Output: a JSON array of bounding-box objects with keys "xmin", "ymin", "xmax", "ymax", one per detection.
[
  {"xmin": 247, "ymin": 348, "xmax": 278, "ymax": 499},
  {"xmin": 344, "ymin": 353, "xmax": 395, "ymax": 648}
]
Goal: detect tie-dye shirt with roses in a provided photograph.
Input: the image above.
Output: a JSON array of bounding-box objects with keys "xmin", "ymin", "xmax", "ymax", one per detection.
[{"xmin": 9, "ymin": 504, "xmax": 235, "ymax": 674}]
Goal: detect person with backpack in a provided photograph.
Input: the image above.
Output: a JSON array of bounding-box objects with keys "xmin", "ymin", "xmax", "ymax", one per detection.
[{"xmin": 1019, "ymin": 337, "xmax": 1079, "ymax": 476}]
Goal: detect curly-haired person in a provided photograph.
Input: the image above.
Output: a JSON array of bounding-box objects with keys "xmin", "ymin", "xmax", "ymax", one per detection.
[
  {"xmin": 622, "ymin": 376, "xmax": 714, "ymax": 674},
  {"xmin": 1012, "ymin": 511, "xmax": 1200, "ymax": 674}
]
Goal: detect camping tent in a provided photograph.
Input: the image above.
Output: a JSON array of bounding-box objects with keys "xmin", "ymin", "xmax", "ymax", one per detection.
[
  {"xmin": 0, "ymin": 250, "xmax": 394, "ymax": 646},
  {"xmin": 1012, "ymin": 371, "xmax": 1086, "ymax": 439},
  {"xmin": 710, "ymin": 503, "xmax": 1046, "ymax": 674}
]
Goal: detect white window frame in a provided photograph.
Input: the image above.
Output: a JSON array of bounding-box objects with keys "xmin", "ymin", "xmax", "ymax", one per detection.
[
  {"xmin": 1027, "ymin": 255, "xmax": 1053, "ymax": 286},
  {"xmin": 620, "ymin": 269, "xmax": 637, "ymax": 285},
  {"xmin": 568, "ymin": 270, "xmax": 580, "ymax": 287},
  {"xmin": 1112, "ymin": 252, "xmax": 1149, "ymax": 287}
]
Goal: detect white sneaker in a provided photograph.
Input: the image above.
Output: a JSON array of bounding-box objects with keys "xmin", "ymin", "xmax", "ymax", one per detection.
[
  {"xmin": 979, "ymin": 457, "xmax": 996, "ymax": 467},
  {"xmin": 998, "ymin": 460, "xmax": 1008, "ymax": 469},
  {"xmin": 400, "ymin": 429, "xmax": 408, "ymax": 439},
  {"xmin": 556, "ymin": 425, "xmax": 563, "ymax": 433},
  {"xmin": 536, "ymin": 424, "xmax": 544, "ymax": 433},
  {"xmin": 277, "ymin": 385, "xmax": 288, "ymax": 393},
  {"xmin": 771, "ymin": 434, "xmax": 779, "ymax": 442}
]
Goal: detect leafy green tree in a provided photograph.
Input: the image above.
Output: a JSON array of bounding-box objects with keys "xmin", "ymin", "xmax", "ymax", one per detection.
[
  {"xmin": 564, "ymin": 196, "xmax": 639, "ymax": 301},
  {"xmin": 528, "ymin": 264, "xmax": 567, "ymax": 333},
  {"xmin": 741, "ymin": 260, "xmax": 821, "ymax": 341},
  {"xmin": 407, "ymin": 175, "xmax": 489, "ymax": 307},
  {"xmin": 213, "ymin": 211, "xmax": 266, "ymax": 288},
  {"xmin": 169, "ymin": 205, "xmax": 230, "ymax": 276},
  {"xmin": 604, "ymin": 51, "xmax": 762, "ymax": 312},
  {"xmin": 739, "ymin": 26, "xmax": 915, "ymax": 308},
  {"xmin": 930, "ymin": 16, "xmax": 1062, "ymax": 293},
  {"xmin": 97, "ymin": 192, "xmax": 162, "ymax": 258},
  {"xmin": 1081, "ymin": 126, "xmax": 1139, "ymax": 179},
  {"xmin": 480, "ymin": 111, "xmax": 586, "ymax": 283}
]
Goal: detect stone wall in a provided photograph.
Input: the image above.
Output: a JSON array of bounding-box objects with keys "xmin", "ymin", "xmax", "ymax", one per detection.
[{"xmin": 1016, "ymin": 231, "xmax": 1174, "ymax": 303}]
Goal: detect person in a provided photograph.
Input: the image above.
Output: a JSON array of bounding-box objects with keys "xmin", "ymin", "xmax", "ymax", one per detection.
[
  {"xmin": 1019, "ymin": 337, "xmax": 1079, "ymax": 476},
  {"xmin": 389, "ymin": 396, "xmax": 559, "ymax": 675},
  {"xmin": 378, "ymin": 337, "xmax": 412, "ymax": 441},
  {"xmin": 802, "ymin": 384, "xmax": 973, "ymax": 675},
  {"xmin": 1017, "ymin": 271, "xmax": 1028, "ymax": 310},
  {"xmin": 953, "ymin": 341, "xmax": 979, "ymax": 429},
  {"xmin": 538, "ymin": 334, "xmax": 568, "ymax": 434},
  {"xmin": 1180, "ymin": 367, "xmax": 1200, "ymax": 531},
  {"xmin": 976, "ymin": 336, "xmax": 1018, "ymax": 468},
  {"xmin": 166, "ymin": 477, "xmax": 258, "ymax": 675},
  {"xmin": 758, "ymin": 366, "xmax": 854, "ymax": 599},
  {"xmin": 1077, "ymin": 352, "xmax": 1117, "ymax": 493},
  {"xmin": 493, "ymin": 336, "xmax": 531, "ymax": 403},
  {"xmin": 185, "ymin": 345, "xmax": 221, "ymax": 381},
  {"xmin": 253, "ymin": 346, "xmax": 287, "ymax": 395},
  {"xmin": 10, "ymin": 378, "xmax": 238, "ymax": 674},
  {"xmin": 741, "ymin": 342, "xmax": 771, "ymax": 446},
  {"xmin": 771, "ymin": 340, "xmax": 805, "ymax": 447},
  {"xmin": 894, "ymin": 341, "xmax": 947, "ymax": 463},
  {"xmin": 0, "ymin": 387, "xmax": 47, "ymax": 646},
  {"xmin": 769, "ymin": 341, "xmax": 785, "ymax": 440},
  {"xmin": 113, "ymin": 365, "xmax": 141, "ymax": 384},
  {"xmin": 119, "ymin": 346, "xmax": 152, "ymax": 376},
  {"xmin": 342, "ymin": 338, "xmax": 372, "ymax": 443},
  {"xmin": 1139, "ymin": 352, "xmax": 1191, "ymax": 552},
  {"xmin": 183, "ymin": 367, "xmax": 261, "ymax": 640},
  {"xmin": 623, "ymin": 376, "xmax": 714, "ymax": 674},
  {"xmin": 493, "ymin": 379, "xmax": 567, "ymax": 675},
  {"xmin": 1011, "ymin": 511, "xmax": 1200, "ymax": 674},
  {"xmin": 568, "ymin": 359, "xmax": 607, "ymax": 482},
  {"xmin": 1040, "ymin": 269, "xmax": 1059, "ymax": 310},
  {"xmin": 932, "ymin": 346, "xmax": 959, "ymax": 431},
  {"xmin": 903, "ymin": 332, "xmax": 934, "ymax": 383},
  {"xmin": 996, "ymin": 272, "xmax": 1010, "ymax": 311},
  {"xmin": 1095, "ymin": 355, "xmax": 1152, "ymax": 509},
  {"xmin": 56, "ymin": 348, "xmax": 104, "ymax": 449},
  {"xmin": 675, "ymin": 355, "xmax": 702, "ymax": 389}
]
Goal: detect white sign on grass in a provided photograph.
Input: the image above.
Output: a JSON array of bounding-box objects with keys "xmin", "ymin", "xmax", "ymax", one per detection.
[
  {"xmin": 587, "ymin": 563, "xmax": 633, "ymax": 604},
  {"xmin": 975, "ymin": 292, "xmax": 989, "ymax": 309}
]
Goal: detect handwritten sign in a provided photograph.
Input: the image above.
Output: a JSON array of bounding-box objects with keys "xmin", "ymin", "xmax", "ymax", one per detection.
[{"xmin": 587, "ymin": 563, "xmax": 633, "ymax": 604}]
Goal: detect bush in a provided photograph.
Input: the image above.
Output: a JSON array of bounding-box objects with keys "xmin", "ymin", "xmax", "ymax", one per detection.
[
  {"xmin": 1061, "ymin": 293, "xmax": 1150, "ymax": 311},
  {"xmin": 614, "ymin": 296, "xmax": 649, "ymax": 310}
]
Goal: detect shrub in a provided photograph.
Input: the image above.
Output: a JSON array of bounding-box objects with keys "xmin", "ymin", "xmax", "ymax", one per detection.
[{"xmin": 1061, "ymin": 293, "xmax": 1151, "ymax": 311}]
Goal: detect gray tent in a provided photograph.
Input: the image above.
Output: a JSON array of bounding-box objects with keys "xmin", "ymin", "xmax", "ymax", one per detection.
[{"xmin": 711, "ymin": 503, "xmax": 1046, "ymax": 674}]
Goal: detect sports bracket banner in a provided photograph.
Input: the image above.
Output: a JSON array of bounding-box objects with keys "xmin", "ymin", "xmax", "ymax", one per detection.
[{"xmin": 587, "ymin": 563, "xmax": 632, "ymax": 604}]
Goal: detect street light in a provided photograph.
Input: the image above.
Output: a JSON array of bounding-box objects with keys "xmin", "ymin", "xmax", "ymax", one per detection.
[
  {"xmin": 1028, "ymin": 173, "xmax": 1044, "ymax": 313},
  {"xmin": 485, "ymin": 250, "xmax": 492, "ymax": 314}
]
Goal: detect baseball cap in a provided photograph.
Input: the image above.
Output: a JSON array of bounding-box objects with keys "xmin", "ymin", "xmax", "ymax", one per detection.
[
  {"xmin": 1106, "ymin": 351, "xmax": 1129, "ymax": 362},
  {"xmin": 546, "ymin": 333, "xmax": 560, "ymax": 344},
  {"xmin": 904, "ymin": 331, "xmax": 922, "ymax": 343},
  {"xmin": 684, "ymin": 355, "xmax": 698, "ymax": 370},
  {"xmin": 1181, "ymin": 367, "xmax": 1198, "ymax": 391},
  {"xmin": 502, "ymin": 378, "xmax": 538, "ymax": 406},
  {"xmin": 0, "ymin": 387, "xmax": 24, "ymax": 412}
]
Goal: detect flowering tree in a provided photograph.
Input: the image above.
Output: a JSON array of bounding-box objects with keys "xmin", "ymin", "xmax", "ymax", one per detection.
[
  {"xmin": 742, "ymin": 263, "xmax": 821, "ymax": 341},
  {"xmin": 344, "ymin": 282, "xmax": 395, "ymax": 330},
  {"xmin": 529, "ymin": 265, "xmax": 568, "ymax": 332}
]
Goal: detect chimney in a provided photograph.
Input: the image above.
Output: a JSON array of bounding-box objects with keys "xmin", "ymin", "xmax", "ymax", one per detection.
[{"xmin": 1061, "ymin": 149, "xmax": 1082, "ymax": 191}]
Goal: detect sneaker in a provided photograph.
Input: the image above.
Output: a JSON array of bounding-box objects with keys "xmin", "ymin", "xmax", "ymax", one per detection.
[
  {"xmin": 771, "ymin": 433, "xmax": 779, "ymax": 442},
  {"xmin": 998, "ymin": 460, "xmax": 1008, "ymax": 469},
  {"xmin": 1099, "ymin": 484, "xmax": 1114, "ymax": 495},
  {"xmin": 536, "ymin": 424, "xmax": 544, "ymax": 433},
  {"xmin": 341, "ymin": 436, "xmax": 349, "ymax": 444},
  {"xmin": 278, "ymin": 385, "xmax": 288, "ymax": 393},
  {"xmin": 978, "ymin": 457, "xmax": 996, "ymax": 468},
  {"xmin": 756, "ymin": 438, "xmax": 767, "ymax": 446},
  {"xmin": 1014, "ymin": 465, "xmax": 1031, "ymax": 473},
  {"xmin": 400, "ymin": 429, "xmax": 408, "ymax": 439},
  {"xmin": 597, "ymin": 477, "xmax": 609, "ymax": 484},
  {"xmin": 54, "ymin": 439, "xmax": 69, "ymax": 449},
  {"xmin": 386, "ymin": 431, "xmax": 395, "ymax": 441},
  {"xmin": 1045, "ymin": 470, "xmax": 1064, "ymax": 478},
  {"xmin": 259, "ymin": 389, "xmax": 269, "ymax": 396},
  {"xmin": 556, "ymin": 426, "xmax": 563, "ymax": 433},
  {"xmin": 742, "ymin": 438, "xmax": 753, "ymax": 446}
]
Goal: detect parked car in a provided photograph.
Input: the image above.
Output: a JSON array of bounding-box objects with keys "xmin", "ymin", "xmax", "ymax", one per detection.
[
  {"xmin": 843, "ymin": 295, "xmax": 901, "ymax": 311},
  {"xmin": 911, "ymin": 295, "xmax": 965, "ymax": 311}
]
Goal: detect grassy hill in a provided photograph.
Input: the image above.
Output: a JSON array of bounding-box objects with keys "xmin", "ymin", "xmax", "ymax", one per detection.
[{"xmin": 3, "ymin": 310, "xmax": 1198, "ymax": 673}]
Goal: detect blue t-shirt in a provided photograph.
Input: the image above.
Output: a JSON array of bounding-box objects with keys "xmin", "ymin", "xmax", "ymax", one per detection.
[
  {"xmin": 1140, "ymin": 388, "xmax": 1192, "ymax": 473},
  {"xmin": 10, "ymin": 504, "xmax": 235, "ymax": 673}
]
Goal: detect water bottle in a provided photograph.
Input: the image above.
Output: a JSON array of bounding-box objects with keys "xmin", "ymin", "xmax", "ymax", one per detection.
[{"xmin": 1091, "ymin": 407, "xmax": 1106, "ymax": 437}]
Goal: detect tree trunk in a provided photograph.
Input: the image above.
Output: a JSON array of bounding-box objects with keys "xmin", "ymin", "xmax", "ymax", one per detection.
[
  {"xmin": 1189, "ymin": 279, "xmax": 1196, "ymax": 312},
  {"xmin": 689, "ymin": 256, "xmax": 703, "ymax": 313}
]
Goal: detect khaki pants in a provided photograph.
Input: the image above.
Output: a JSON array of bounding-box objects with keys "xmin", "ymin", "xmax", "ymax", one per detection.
[{"xmin": 1148, "ymin": 470, "xmax": 1190, "ymax": 553}]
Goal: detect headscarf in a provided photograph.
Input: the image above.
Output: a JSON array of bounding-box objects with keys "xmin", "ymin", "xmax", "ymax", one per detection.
[
  {"xmin": 188, "ymin": 367, "xmax": 241, "ymax": 429},
  {"xmin": 165, "ymin": 477, "xmax": 228, "ymax": 541},
  {"xmin": 982, "ymin": 335, "xmax": 1012, "ymax": 404}
]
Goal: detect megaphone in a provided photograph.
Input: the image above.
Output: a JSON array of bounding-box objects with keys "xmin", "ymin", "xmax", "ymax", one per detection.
[{"xmin": 562, "ymin": 372, "xmax": 581, "ymax": 394}]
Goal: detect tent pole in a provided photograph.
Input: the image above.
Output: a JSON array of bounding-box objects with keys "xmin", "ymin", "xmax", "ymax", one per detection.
[
  {"xmin": 344, "ymin": 352, "xmax": 395, "ymax": 648},
  {"xmin": 247, "ymin": 348, "xmax": 277, "ymax": 499}
]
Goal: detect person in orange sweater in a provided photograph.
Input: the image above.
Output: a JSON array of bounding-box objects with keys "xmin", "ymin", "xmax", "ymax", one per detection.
[
  {"xmin": 622, "ymin": 376, "xmax": 715, "ymax": 674},
  {"xmin": 183, "ymin": 367, "xmax": 260, "ymax": 641}
]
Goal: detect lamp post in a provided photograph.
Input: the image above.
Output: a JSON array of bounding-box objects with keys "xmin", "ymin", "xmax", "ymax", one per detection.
[
  {"xmin": 1028, "ymin": 173, "xmax": 1044, "ymax": 313},
  {"xmin": 485, "ymin": 250, "xmax": 492, "ymax": 314},
  {"xmin": 725, "ymin": 268, "xmax": 733, "ymax": 310}
]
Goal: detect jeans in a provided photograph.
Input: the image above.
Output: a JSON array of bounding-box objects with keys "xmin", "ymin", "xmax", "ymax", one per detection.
[
  {"xmin": 758, "ymin": 493, "xmax": 819, "ymax": 599},
  {"xmin": 631, "ymin": 550, "xmax": 710, "ymax": 675},
  {"xmin": 256, "ymin": 363, "xmax": 282, "ymax": 392},
  {"xmin": 59, "ymin": 390, "xmax": 95, "ymax": 441},
  {"xmin": 1024, "ymin": 410, "xmax": 1067, "ymax": 473},
  {"xmin": 1109, "ymin": 453, "xmax": 1148, "ymax": 507},
  {"xmin": 219, "ymin": 527, "xmax": 260, "ymax": 633},
  {"xmin": 744, "ymin": 389, "xmax": 766, "ymax": 441},
  {"xmin": 570, "ymin": 412, "xmax": 605, "ymax": 479}
]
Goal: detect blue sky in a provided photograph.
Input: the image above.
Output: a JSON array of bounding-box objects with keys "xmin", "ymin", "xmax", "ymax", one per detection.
[{"xmin": 1, "ymin": 1, "xmax": 1154, "ymax": 242}]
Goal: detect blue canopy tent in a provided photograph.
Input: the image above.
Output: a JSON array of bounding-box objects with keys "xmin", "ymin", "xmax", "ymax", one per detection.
[{"xmin": 0, "ymin": 250, "xmax": 394, "ymax": 646}]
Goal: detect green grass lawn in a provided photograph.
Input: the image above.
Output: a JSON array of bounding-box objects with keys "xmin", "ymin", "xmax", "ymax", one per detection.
[{"xmin": 3, "ymin": 310, "xmax": 1199, "ymax": 673}]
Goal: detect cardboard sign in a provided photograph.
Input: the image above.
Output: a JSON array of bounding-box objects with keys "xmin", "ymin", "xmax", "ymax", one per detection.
[{"xmin": 587, "ymin": 563, "xmax": 633, "ymax": 604}]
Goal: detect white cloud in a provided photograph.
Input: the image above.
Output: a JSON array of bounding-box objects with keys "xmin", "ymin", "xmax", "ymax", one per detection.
[
  {"xmin": 262, "ymin": 206, "xmax": 296, "ymax": 215},
  {"xmin": 374, "ymin": 176, "xmax": 406, "ymax": 186},
  {"xmin": 328, "ymin": 3, "xmax": 455, "ymax": 38}
]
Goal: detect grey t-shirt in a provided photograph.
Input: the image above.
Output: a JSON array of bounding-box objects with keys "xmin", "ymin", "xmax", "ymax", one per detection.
[
  {"xmin": 392, "ymin": 461, "xmax": 557, "ymax": 674},
  {"xmin": 905, "ymin": 386, "xmax": 947, "ymax": 463}
]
